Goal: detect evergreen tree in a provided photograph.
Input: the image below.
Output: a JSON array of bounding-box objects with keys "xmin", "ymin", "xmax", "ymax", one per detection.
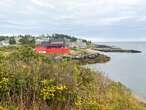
[{"xmin": 9, "ymin": 37, "xmax": 16, "ymax": 44}]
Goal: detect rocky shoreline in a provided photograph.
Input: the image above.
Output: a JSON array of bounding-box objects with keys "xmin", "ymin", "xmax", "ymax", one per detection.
[
  {"xmin": 94, "ymin": 44, "xmax": 142, "ymax": 53},
  {"xmin": 94, "ymin": 48, "xmax": 142, "ymax": 53},
  {"xmin": 63, "ymin": 53, "xmax": 110, "ymax": 65}
]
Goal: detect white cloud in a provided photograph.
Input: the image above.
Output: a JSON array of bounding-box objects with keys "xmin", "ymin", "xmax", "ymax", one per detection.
[
  {"xmin": 100, "ymin": 16, "xmax": 134, "ymax": 25},
  {"xmin": 31, "ymin": 0, "xmax": 55, "ymax": 9},
  {"xmin": 116, "ymin": 0, "xmax": 142, "ymax": 5},
  {"xmin": 138, "ymin": 16, "xmax": 146, "ymax": 21},
  {"xmin": 0, "ymin": 0, "xmax": 145, "ymax": 41}
]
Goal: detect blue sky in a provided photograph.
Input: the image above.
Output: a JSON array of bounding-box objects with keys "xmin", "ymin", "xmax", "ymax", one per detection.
[{"xmin": 0, "ymin": 0, "xmax": 146, "ymax": 41}]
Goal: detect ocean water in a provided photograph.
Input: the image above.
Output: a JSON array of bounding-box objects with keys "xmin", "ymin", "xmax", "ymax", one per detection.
[{"xmin": 88, "ymin": 42, "xmax": 146, "ymax": 101}]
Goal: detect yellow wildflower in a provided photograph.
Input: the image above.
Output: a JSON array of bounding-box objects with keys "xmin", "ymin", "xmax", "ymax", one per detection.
[{"xmin": 56, "ymin": 85, "xmax": 66, "ymax": 91}]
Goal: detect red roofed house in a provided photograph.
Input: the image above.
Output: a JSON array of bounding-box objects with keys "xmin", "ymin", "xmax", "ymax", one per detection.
[{"xmin": 35, "ymin": 40, "xmax": 70, "ymax": 54}]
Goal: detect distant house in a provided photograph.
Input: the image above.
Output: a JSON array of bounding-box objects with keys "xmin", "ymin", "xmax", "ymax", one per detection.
[
  {"xmin": 69, "ymin": 42, "xmax": 77, "ymax": 48},
  {"xmin": 48, "ymin": 38, "xmax": 66, "ymax": 48},
  {"xmin": 35, "ymin": 39, "xmax": 70, "ymax": 54},
  {"xmin": 40, "ymin": 41, "xmax": 49, "ymax": 47},
  {"xmin": 49, "ymin": 41, "xmax": 65, "ymax": 48},
  {"xmin": 77, "ymin": 40, "xmax": 87, "ymax": 48},
  {"xmin": 0, "ymin": 40, "xmax": 10, "ymax": 47},
  {"xmin": 36, "ymin": 37, "xmax": 50, "ymax": 45},
  {"xmin": 69, "ymin": 39, "xmax": 87, "ymax": 49},
  {"xmin": 40, "ymin": 39, "xmax": 65, "ymax": 48},
  {"xmin": 64, "ymin": 38, "xmax": 71, "ymax": 47}
]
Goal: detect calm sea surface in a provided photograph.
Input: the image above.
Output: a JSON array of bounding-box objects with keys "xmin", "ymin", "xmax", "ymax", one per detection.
[{"xmin": 88, "ymin": 42, "xmax": 146, "ymax": 101}]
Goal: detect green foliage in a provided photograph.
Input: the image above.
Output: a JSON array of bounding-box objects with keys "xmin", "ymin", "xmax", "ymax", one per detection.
[
  {"xmin": 0, "ymin": 77, "xmax": 10, "ymax": 100},
  {"xmin": 52, "ymin": 33, "xmax": 77, "ymax": 42},
  {"xmin": 0, "ymin": 36, "xmax": 8, "ymax": 41},
  {"xmin": 0, "ymin": 52, "xmax": 5, "ymax": 63},
  {"xmin": 0, "ymin": 46, "xmax": 146, "ymax": 110},
  {"xmin": 9, "ymin": 37, "xmax": 16, "ymax": 44},
  {"xmin": 40, "ymin": 79, "xmax": 68, "ymax": 104},
  {"xmin": 19, "ymin": 35, "xmax": 35, "ymax": 45}
]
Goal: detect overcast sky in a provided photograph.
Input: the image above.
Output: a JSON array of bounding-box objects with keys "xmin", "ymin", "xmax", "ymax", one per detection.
[{"xmin": 0, "ymin": 0, "xmax": 146, "ymax": 41}]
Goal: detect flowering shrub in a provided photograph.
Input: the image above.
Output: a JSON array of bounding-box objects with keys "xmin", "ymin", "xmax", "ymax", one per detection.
[
  {"xmin": 0, "ymin": 106, "xmax": 6, "ymax": 110},
  {"xmin": 40, "ymin": 79, "xmax": 67, "ymax": 103},
  {"xmin": 0, "ymin": 77, "xmax": 10, "ymax": 99},
  {"xmin": 0, "ymin": 78, "xmax": 9, "ymax": 90},
  {"xmin": 0, "ymin": 46, "xmax": 146, "ymax": 110}
]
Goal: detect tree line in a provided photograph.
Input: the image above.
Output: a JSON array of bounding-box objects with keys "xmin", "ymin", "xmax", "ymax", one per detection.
[{"xmin": 0, "ymin": 33, "xmax": 91, "ymax": 46}]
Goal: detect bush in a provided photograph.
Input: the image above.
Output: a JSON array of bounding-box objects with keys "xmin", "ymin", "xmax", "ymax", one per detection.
[{"xmin": 0, "ymin": 46, "xmax": 146, "ymax": 110}]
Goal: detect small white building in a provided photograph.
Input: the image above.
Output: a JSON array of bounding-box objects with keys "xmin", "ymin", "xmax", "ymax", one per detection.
[
  {"xmin": 0, "ymin": 40, "xmax": 10, "ymax": 47},
  {"xmin": 69, "ymin": 39, "xmax": 87, "ymax": 49},
  {"xmin": 35, "ymin": 38, "xmax": 50, "ymax": 45},
  {"xmin": 77, "ymin": 39, "xmax": 87, "ymax": 49}
]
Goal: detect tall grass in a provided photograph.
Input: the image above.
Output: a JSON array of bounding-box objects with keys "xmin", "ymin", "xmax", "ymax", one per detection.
[{"xmin": 0, "ymin": 46, "xmax": 146, "ymax": 110}]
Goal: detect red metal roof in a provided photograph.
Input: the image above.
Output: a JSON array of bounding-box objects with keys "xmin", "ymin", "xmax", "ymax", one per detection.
[{"xmin": 35, "ymin": 47, "xmax": 70, "ymax": 54}]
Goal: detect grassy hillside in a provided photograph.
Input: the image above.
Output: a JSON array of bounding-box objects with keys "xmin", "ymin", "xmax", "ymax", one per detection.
[{"xmin": 0, "ymin": 46, "xmax": 146, "ymax": 110}]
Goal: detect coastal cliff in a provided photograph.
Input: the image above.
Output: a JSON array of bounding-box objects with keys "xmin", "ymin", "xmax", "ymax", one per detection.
[{"xmin": 0, "ymin": 46, "xmax": 146, "ymax": 110}]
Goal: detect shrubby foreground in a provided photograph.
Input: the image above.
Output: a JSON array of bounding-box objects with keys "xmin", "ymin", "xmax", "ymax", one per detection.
[{"xmin": 0, "ymin": 46, "xmax": 146, "ymax": 110}]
